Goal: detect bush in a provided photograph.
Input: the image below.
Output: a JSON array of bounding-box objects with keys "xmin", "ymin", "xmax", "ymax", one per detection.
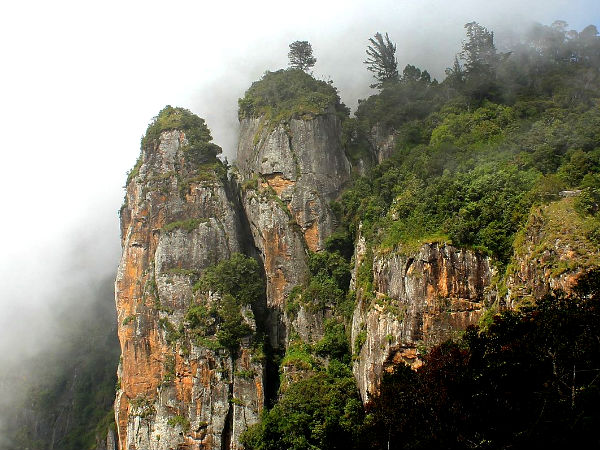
[
  {"xmin": 238, "ymin": 69, "xmax": 349, "ymax": 124},
  {"xmin": 141, "ymin": 105, "xmax": 221, "ymax": 164},
  {"xmin": 240, "ymin": 372, "xmax": 363, "ymax": 450}
]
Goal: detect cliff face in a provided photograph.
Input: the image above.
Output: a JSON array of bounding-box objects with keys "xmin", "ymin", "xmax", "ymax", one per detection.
[
  {"xmin": 505, "ymin": 197, "xmax": 600, "ymax": 307},
  {"xmin": 351, "ymin": 243, "xmax": 495, "ymax": 402},
  {"xmin": 236, "ymin": 113, "xmax": 351, "ymax": 347},
  {"xmin": 115, "ymin": 102, "xmax": 598, "ymax": 449},
  {"xmin": 368, "ymin": 124, "xmax": 396, "ymax": 164},
  {"xmin": 115, "ymin": 130, "xmax": 263, "ymax": 450}
]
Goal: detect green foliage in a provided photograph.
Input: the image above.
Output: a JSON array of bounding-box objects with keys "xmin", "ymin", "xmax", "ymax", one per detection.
[
  {"xmin": 354, "ymin": 329, "xmax": 367, "ymax": 356},
  {"xmin": 162, "ymin": 355, "xmax": 176, "ymax": 383},
  {"xmin": 194, "ymin": 253, "xmax": 263, "ymax": 306},
  {"xmin": 340, "ymin": 90, "xmax": 600, "ymax": 262},
  {"xmin": 240, "ymin": 371, "xmax": 364, "ymax": 450},
  {"xmin": 167, "ymin": 415, "xmax": 190, "ymax": 433},
  {"xmin": 188, "ymin": 254, "xmax": 264, "ymax": 352},
  {"xmin": 354, "ymin": 77, "xmax": 441, "ymax": 132},
  {"xmin": 238, "ymin": 69, "xmax": 348, "ymax": 123},
  {"xmin": 141, "ymin": 105, "xmax": 221, "ymax": 164},
  {"xmin": 364, "ymin": 32, "xmax": 399, "ymax": 89},
  {"xmin": 158, "ymin": 318, "xmax": 182, "ymax": 345},
  {"xmin": 126, "ymin": 153, "xmax": 143, "ymax": 184},
  {"xmin": 122, "ymin": 315, "xmax": 135, "ymax": 326},
  {"xmin": 429, "ymin": 101, "xmax": 517, "ymax": 147},
  {"xmin": 130, "ymin": 395, "xmax": 155, "ymax": 418},
  {"xmin": 314, "ymin": 319, "xmax": 350, "ymax": 362},
  {"xmin": 215, "ymin": 294, "xmax": 253, "ymax": 351},
  {"xmin": 308, "ymin": 251, "xmax": 351, "ymax": 292},
  {"xmin": 235, "ymin": 368, "xmax": 257, "ymax": 379},
  {"xmin": 178, "ymin": 161, "xmax": 228, "ymax": 193},
  {"xmin": 162, "ymin": 218, "xmax": 207, "ymax": 233},
  {"xmin": 281, "ymin": 339, "xmax": 315, "ymax": 371},
  {"xmin": 511, "ymin": 197, "xmax": 600, "ymax": 291}
]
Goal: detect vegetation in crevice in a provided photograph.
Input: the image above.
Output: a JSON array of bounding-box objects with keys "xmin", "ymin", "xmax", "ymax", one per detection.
[
  {"xmin": 185, "ymin": 254, "xmax": 265, "ymax": 353},
  {"xmin": 162, "ymin": 218, "xmax": 208, "ymax": 233}
]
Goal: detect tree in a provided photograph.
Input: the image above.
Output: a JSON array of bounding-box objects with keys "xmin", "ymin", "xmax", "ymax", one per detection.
[
  {"xmin": 402, "ymin": 64, "xmax": 431, "ymax": 83},
  {"xmin": 364, "ymin": 32, "xmax": 399, "ymax": 89},
  {"xmin": 288, "ymin": 41, "xmax": 316, "ymax": 72},
  {"xmin": 444, "ymin": 56, "xmax": 465, "ymax": 88},
  {"xmin": 459, "ymin": 22, "xmax": 507, "ymax": 102},
  {"xmin": 460, "ymin": 22, "xmax": 502, "ymax": 76}
]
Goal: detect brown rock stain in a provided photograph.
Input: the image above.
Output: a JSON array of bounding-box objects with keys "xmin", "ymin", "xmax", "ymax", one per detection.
[
  {"xmin": 263, "ymin": 174, "xmax": 294, "ymax": 196},
  {"xmin": 263, "ymin": 228, "xmax": 289, "ymax": 307},
  {"xmin": 175, "ymin": 356, "xmax": 199, "ymax": 405},
  {"xmin": 303, "ymin": 221, "xmax": 319, "ymax": 252}
]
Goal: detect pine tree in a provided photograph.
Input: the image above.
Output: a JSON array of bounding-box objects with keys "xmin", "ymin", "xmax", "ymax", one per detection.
[
  {"xmin": 364, "ymin": 32, "xmax": 399, "ymax": 89},
  {"xmin": 288, "ymin": 41, "xmax": 316, "ymax": 72}
]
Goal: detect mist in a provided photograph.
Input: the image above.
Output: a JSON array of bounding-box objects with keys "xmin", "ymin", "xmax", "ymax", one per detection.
[{"xmin": 0, "ymin": 0, "xmax": 598, "ymax": 445}]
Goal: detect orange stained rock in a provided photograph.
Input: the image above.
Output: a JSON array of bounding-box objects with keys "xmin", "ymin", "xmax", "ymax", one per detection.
[
  {"xmin": 121, "ymin": 327, "xmax": 164, "ymax": 399},
  {"xmin": 262, "ymin": 174, "xmax": 295, "ymax": 196},
  {"xmin": 436, "ymin": 269, "xmax": 450, "ymax": 298},
  {"xmin": 116, "ymin": 394, "xmax": 130, "ymax": 450},
  {"xmin": 199, "ymin": 359, "xmax": 215, "ymax": 388},
  {"xmin": 175, "ymin": 355, "xmax": 198, "ymax": 404},
  {"xmin": 390, "ymin": 347, "xmax": 423, "ymax": 370},
  {"xmin": 303, "ymin": 221, "xmax": 319, "ymax": 252},
  {"xmin": 263, "ymin": 228, "xmax": 289, "ymax": 307},
  {"xmin": 255, "ymin": 378, "xmax": 264, "ymax": 413}
]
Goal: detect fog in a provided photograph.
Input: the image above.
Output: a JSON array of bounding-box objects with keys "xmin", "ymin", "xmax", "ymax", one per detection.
[{"xmin": 0, "ymin": 0, "xmax": 598, "ymax": 444}]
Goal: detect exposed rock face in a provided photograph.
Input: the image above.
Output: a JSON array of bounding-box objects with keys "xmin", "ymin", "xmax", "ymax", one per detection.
[
  {"xmin": 351, "ymin": 243, "xmax": 495, "ymax": 402},
  {"xmin": 115, "ymin": 130, "xmax": 263, "ymax": 450},
  {"xmin": 116, "ymin": 106, "xmax": 593, "ymax": 449},
  {"xmin": 236, "ymin": 114, "xmax": 351, "ymax": 347},
  {"xmin": 505, "ymin": 197, "xmax": 600, "ymax": 307},
  {"xmin": 368, "ymin": 124, "xmax": 396, "ymax": 163}
]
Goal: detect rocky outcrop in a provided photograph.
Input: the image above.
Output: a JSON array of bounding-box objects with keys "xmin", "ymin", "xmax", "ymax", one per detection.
[
  {"xmin": 236, "ymin": 113, "xmax": 351, "ymax": 347},
  {"xmin": 368, "ymin": 124, "xmax": 396, "ymax": 164},
  {"xmin": 505, "ymin": 197, "xmax": 600, "ymax": 307},
  {"xmin": 115, "ymin": 129, "xmax": 263, "ymax": 450},
  {"xmin": 351, "ymin": 243, "xmax": 495, "ymax": 402}
]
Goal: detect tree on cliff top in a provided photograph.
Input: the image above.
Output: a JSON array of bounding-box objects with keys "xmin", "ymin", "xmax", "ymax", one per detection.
[
  {"xmin": 364, "ymin": 32, "xmax": 399, "ymax": 89},
  {"xmin": 288, "ymin": 41, "xmax": 317, "ymax": 72}
]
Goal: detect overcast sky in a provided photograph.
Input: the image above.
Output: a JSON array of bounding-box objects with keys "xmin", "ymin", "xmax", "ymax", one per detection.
[{"xmin": 0, "ymin": 0, "xmax": 598, "ymax": 376}]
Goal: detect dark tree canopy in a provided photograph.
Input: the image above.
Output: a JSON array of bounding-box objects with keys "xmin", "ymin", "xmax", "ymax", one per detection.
[
  {"xmin": 364, "ymin": 32, "xmax": 399, "ymax": 89},
  {"xmin": 288, "ymin": 40, "xmax": 317, "ymax": 72},
  {"xmin": 460, "ymin": 22, "xmax": 502, "ymax": 75},
  {"xmin": 402, "ymin": 64, "xmax": 431, "ymax": 83}
]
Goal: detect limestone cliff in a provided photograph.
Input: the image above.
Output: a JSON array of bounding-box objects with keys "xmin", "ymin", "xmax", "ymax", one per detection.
[
  {"xmin": 351, "ymin": 242, "xmax": 495, "ymax": 402},
  {"xmin": 236, "ymin": 113, "xmax": 351, "ymax": 347},
  {"xmin": 115, "ymin": 120, "xmax": 264, "ymax": 450}
]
